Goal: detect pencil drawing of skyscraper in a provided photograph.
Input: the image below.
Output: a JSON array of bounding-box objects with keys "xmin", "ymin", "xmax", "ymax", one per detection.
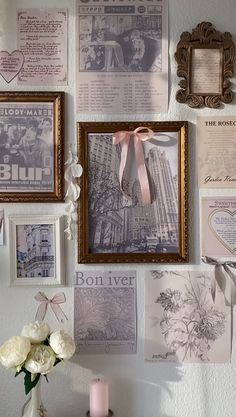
[{"xmin": 147, "ymin": 147, "xmax": 178, "ymax": 245}]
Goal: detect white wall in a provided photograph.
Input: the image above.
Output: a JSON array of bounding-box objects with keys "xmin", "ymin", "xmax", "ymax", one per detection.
[{"xmin": 0, "ymin": 1, "xmax": 236, "ymax": 416}]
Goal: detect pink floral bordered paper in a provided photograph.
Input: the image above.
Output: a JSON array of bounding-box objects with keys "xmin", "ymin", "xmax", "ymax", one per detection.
[{"xmin": 145, "ymin": 270, "xmax": 231, "ymax": 362}]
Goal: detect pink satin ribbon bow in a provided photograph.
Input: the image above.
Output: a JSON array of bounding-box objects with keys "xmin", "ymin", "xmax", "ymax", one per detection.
[
  {"xmin": 113, "ymin": 126, "xmax": 154, "ymax": 205},
  {"xmin": 34, "ymin": 291, "xmax": 68, "ymax": 323}
]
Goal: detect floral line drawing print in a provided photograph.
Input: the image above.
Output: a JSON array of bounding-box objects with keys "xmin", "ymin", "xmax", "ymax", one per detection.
[{"xmin": 146, "ymin": 271, "xmax": 230, "ymax": 363}]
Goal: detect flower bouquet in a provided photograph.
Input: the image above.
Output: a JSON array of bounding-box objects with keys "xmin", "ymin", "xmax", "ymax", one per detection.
[{"xmin": 0, "ymin": 322, "xmax": 75, "ymax": 417}]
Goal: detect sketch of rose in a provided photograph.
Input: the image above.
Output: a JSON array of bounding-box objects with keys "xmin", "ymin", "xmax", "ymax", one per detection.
[{"xmin": 156, "ymin": 288, "xmax": 183, "ymax": 313}]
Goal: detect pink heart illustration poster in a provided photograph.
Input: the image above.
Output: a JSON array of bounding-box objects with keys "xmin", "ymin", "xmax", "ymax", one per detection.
[
  {"xmin": 0, "ymin": 50, "xmax": 24, "ymax": 83},
  {"xmin": 201, "ymin": 197, "xmax": 236, "ymax": 256}
]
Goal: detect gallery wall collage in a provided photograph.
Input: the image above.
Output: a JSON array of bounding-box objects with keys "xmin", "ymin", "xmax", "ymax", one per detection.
[{"xmin": 0, "ymin": 0, "xmax": 236, "ymax": 369}]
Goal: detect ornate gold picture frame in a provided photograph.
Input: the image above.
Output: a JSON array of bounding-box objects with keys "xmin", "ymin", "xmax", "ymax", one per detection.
[
  {"xmin": 0, "ymin": 92, "xmax": 64, "ymax": 202},
  {"xmin": 175, "ymin": 22, "xmax": 235, "ymax": 108},
  {"xmin": 78, "ymin": 121, "xmax": 188, "ymax": 264}
]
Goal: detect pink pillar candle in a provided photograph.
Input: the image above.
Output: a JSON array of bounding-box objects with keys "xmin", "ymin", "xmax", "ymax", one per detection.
[{"xmin": 89, "ymin": 378, "xmax": 109, "ymax": 417}]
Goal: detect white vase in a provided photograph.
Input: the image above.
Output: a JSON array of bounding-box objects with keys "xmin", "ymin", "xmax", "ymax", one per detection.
[{"xmin": 21, "ymin": 378, "xmax": 50, "ymax": 417}]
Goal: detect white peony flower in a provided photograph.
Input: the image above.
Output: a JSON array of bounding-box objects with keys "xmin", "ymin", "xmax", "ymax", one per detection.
[
  {"xmin": 24, "ymin": 344, "xmax": 56, "ymax": 374},
  {"xmin": 0, "ymin": 336, "xmax": 31, "ymax": 369},
  {"xmin": 49, "ymin": 330, "xmax": 75, "ymax": 359},
  {"xmin": 21, "ymin": 322, "xmax": 50, "ymax": 343}
]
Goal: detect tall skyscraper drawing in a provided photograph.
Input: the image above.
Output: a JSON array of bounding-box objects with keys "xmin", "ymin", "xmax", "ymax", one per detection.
[
  {"xmin": 88, "ymin": 134, "xmax": 123, "ymax": 249},
  {"xmin": 147, "ymin": 147, "xmax": 178, "ymax": 246}
]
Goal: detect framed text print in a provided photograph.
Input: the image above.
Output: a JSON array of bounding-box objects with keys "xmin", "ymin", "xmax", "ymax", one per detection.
[
  {"xmin": 175, "ymin": 22, "xmax": 235, "ymax": 108},
  {"xmin": 0, "ymin": 92, "xmax": 64, "ymax": 201},
  {"xmin": 77, "ymin": 121, "xmax": 188, "ymax": 263}
]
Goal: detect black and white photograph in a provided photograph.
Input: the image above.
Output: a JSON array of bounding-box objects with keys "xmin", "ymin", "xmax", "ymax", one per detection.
[
  {"xmin": 16, "ymin": 223, "xmax": 55, "ymax": 279},
  {"xmin": 0, "ymin": 92, "xmax": 64, "ymax": 202},
  {"xmin": 79, "ymin": 15, "xmax": 162, "ymax": 72},
  {"xmin": 9, "ymin": 215, "xmax": 64, "ymax": 286},
  {"xmin": 78, "ymin": 121, "xmax": 188, "ymax": 263}
]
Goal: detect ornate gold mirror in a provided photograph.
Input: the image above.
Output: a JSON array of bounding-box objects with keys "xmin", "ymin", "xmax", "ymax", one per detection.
[{"xmin": 175, "ymin": 22, "xmax": 235, "ymax": 108}]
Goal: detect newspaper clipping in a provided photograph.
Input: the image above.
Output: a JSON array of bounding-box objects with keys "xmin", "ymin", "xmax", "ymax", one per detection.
[
  {"xmin": 74, "ymin": 270, "xmax": 137, "ymax": 353},
  {"xmin": 0, "ymin": 102, "xmax": 54, "ymax": 192},
  {"xmin": 76, "ymin": 0, "xmax": 168, "ymax": 113}
]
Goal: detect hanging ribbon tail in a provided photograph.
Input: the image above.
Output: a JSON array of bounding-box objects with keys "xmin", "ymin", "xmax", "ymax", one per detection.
[
  {"xmin": 50, "ymin": 303, "xmax": 68, "ymax": 323},
  {"xmin": 134, "ymin": 135, "xmax": 151, "ymax": 205},
  {"xmin": 201, "ymin": 256, "xmax": 236, "ymax": 305},
  {"xmin": 113, "ymin": 131, "xmax": 132, "ymax": 201},
  {"xmin": 50, "ymin": 293, "xmax": 68, "ymax": 322},
  {"xmin": 224, "ymin": 264, "xmax": 236, "ymax": 304},
  {"xmin": 113, "ymin": 127, "xmax": 153, "ymax": 205},
  {"xmin": 35, "ymin": 302, "xmax": 48, "ymax": 322}
]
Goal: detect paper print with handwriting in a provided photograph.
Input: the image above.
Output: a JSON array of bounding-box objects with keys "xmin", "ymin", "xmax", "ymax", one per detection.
[
  {"xmin": 145, "ymin": 270, "xmax": 231, "ymax": 362},
  {"xmin": 0, "ymin": 50, "xmax": 24, "ymax": 83},
  {"xmin": 202, "ymin": 197, "xmax": 236, "ymax": 256},
  {"xmin": 17, "ymin": 9, "xmax": 68, "ymax": 85},
  {"xmin": 74, "ymin": 270, "xmax": 136, "ymax": 353}
]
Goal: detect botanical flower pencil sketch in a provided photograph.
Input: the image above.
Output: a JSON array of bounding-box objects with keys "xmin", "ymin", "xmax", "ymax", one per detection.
[{"xmin": 145, "ymin": 271, "xmax": 231, "ymax": 363}]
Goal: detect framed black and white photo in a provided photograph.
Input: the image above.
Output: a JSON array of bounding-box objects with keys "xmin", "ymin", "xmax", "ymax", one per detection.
[
  {"xmin": 0, "ymin": 92, "xmax": 64, "ymax": 202},
  {"xmin": 78, "ymin": 121, "xmax": 188, "ymax": 263},
  {"xmin": 9, "ymin": 215, "xmax": 64, "ymax": 286}
]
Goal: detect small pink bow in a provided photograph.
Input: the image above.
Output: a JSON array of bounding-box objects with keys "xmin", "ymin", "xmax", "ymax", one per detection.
[
  {"xmin": 34, "ymin": 291, "xmax": 68, "ymax": 323},
  {"xmin": 113, "ymin": 126, "xmax": 154, "ymax": 205}
]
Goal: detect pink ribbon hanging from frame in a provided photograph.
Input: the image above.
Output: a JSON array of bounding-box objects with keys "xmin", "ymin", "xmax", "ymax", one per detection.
[
  {"xmin": 113, "ymin": 126, "xmax": 154, "ymax": 205},
  {"xmin": 34, "ymin": 291, "xmax": 68, "ymax": 323}
]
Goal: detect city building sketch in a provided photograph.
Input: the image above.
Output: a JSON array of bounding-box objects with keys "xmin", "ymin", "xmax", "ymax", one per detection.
[
  {"xmin": 16, "ymin": 224, "xmax": 55, "ymax": 278},
  {"xmin": 79, "ymin": 15, "xmax": 162, "ymax": 72},
  {"xmin": 88, "ymin": 132, "xmax": 178, "ymax": 255},
  {"xmin": 74, "ymin": 270, "xmax": 136, "ymax": 353},
  {"xmin": 145, "ymin": 270, "xmax": 231, "ymax": 363}
]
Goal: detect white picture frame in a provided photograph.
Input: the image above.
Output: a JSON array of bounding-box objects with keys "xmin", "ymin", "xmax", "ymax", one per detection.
[{"xmin": 9, "ymin": 215, "xmax": 64, "ymax": 286}]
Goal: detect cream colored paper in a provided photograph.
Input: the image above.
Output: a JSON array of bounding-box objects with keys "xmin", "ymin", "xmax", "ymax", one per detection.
[
  {"xmin": 191, "ymin": 48, "xmax": 222, "ymax": 94},
  {"xmin": 197, "ymin": 116, "xmax": 236, "ymax": 188},
  {"xmin": 145, "ymin": 270, "xmax": 231, "ymax": 363},
  {"xmin": 17, "ymin": 9, "xmax": 68, "ymax": 85},
  {"xmin": 202, "ymin": 197, "xmax": 236, "ymax": 256}
]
